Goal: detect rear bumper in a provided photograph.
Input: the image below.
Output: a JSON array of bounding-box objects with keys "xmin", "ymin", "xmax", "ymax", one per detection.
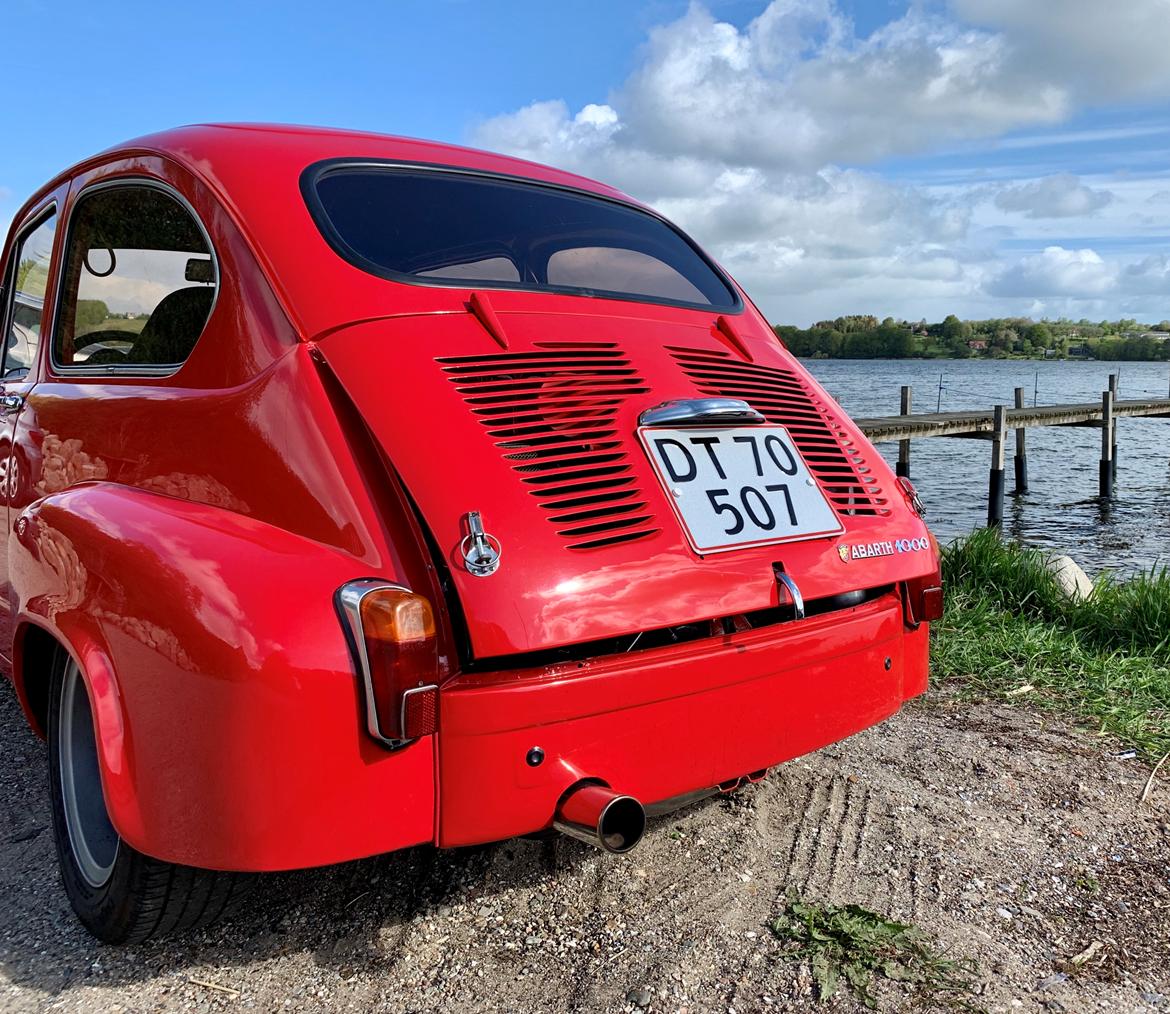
[{"xmin": 437, "ymin": 590, "xmax": 927, "ymax": 847}]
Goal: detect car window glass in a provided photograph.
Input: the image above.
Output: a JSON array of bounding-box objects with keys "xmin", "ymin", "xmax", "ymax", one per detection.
[
  {"xmin": 547, "ymin": 246, "xmax": 705, "ymax": 303},
  {"xmin": 417, "ymin": 256, "xmax": 519, "ymax": 282},
  {"xmin": 3, "ymin": 212, "xmax": 57, "ymax": 378},
  {"xmin": 310, "ymin": 168, "xmax": 738, "ymax": 310},
  {"xmin": 55, "ymin": 186, "xmax": 216, "ymax": 370}
]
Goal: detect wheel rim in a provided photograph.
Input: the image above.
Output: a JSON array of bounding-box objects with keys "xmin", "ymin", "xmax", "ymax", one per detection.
[{"xmin": 58, "ymin": 659, "xmax": 118, "ymax": 887}]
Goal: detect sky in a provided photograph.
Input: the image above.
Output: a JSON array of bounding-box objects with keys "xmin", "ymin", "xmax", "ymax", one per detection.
[{"xmin": 4, "ymin": 0, "xmax": 1170, "ymax": 326}]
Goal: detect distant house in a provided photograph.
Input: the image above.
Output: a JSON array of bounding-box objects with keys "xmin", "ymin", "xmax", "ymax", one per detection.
[
  {"xmin": 1139, "ymin": 332, "xmax": 1169, "ymax": 341},
  {"xmin": 967, "ymin": 339, "xmax": 988, "ymax": 351}
]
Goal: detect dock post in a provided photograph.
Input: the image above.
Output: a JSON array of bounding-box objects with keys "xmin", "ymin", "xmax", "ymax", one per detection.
[
  {"xmin": 1108, "ymin": 373, "xmax": 1118, "ymax": 481},
  {"xmin": 1100, "ymin": 389, "xmax": 1114, "ymax": 498},
  {"xmin": 1013, "ymin": 387, "xmax": 1028, "ymax": 494},
  {"xmin": 988, "ymin": 405, "xmax": 1007, "ymax": 527},
  {"xmin": 896, "ymin": 385, "xmax": 912, "ymax": 478}
]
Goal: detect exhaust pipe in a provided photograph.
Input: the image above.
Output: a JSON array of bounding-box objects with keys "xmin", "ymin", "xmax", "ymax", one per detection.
[{"xmin": 554, "ymin": 782, "xmax": 646, "ymax": 854}]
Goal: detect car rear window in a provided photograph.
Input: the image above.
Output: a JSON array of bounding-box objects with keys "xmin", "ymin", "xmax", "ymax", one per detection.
[{"xmin": 305, "ymin": 166, "xmax": 738, "ymax": 310}]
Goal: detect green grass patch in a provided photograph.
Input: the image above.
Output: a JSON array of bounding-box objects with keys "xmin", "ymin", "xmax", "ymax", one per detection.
[
  {"xmin": 932, "ymin": 528, "xmax": 1170, "ymax": 758},
  {"xmin": 770, "ymin": 892, "xmax": 984, "ymax": 1010}
]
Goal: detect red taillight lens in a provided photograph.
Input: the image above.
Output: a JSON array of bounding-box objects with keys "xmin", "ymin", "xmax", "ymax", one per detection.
[
  {"xmin": 903, "ymin": 530, "xmax": 944, "ymax": 626},
  {"xmin": 340, "ymin": 582, "xmax": 440, "ymax": 744},
  {"xmin": 903, "ymin": 576, "xmax": 944, "ymax": 626}
]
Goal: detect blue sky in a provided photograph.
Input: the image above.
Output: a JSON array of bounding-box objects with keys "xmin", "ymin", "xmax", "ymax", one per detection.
[{"xmin": 4, "ymin": 0, "xmax": 1170, "ymax": 324}]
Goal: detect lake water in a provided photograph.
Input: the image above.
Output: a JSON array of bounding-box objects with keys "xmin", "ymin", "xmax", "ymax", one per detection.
[{"xmin": 802, "ymin": 359, "xmax": 1170, "ymax": 575}]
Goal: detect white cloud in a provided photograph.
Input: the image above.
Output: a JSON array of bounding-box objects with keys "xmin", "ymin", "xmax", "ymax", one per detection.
[
  {"xmin": 986, "ymin": 246, "xmax": 1115, "ymax": 298},
  {"xmin": 1120, "ymin": 254, "xmax": 1170, "ymax": 295},
  {"xmin": 473, "ymin": 0, "xmax": 1170, "ymax": 321},
  {"xmin": 994, "ymin": 174, "xmax": 1114, "ymax": 218},
  {"xmin": 951, "ymin": 0, "xmax": 1170, "ymax": 103},
  {"xmin": 480, "ymin": 2, "xmax": 1076, "ymax": 176}
]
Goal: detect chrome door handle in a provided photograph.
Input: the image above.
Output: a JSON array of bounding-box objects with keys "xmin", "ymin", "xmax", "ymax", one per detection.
[
  {"xmin": 0, "ymin": 394, "xmax": 23, "ymax": 414},
  {"xmin": 774, "ymin": 569, "xmax": 805, "ymax": 620}
]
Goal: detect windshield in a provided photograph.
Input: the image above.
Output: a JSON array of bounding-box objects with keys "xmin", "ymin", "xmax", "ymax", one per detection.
[{"xmin": 306, "ymin": 165, "xmax": 739, "ymax": 311}]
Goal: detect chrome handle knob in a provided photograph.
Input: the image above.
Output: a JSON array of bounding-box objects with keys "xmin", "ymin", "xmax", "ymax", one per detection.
[
  {"xmin": 774, "ymin": 570, "xmax": 805, "ymax": 620},
  {"xmin": 460, "ymin": 510, "xmax": 501, "ymax": 577}
]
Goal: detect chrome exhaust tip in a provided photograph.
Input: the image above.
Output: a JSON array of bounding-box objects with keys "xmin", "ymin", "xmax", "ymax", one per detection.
[{"xmin": 553, "ymin": 782, "xmax": 646, "ymax": 854}]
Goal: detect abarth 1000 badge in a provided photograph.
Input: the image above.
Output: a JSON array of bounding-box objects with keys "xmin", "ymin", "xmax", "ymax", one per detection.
[{"xmin": 839, "ymin": 537, "xmax": 931, "ymax": 561}]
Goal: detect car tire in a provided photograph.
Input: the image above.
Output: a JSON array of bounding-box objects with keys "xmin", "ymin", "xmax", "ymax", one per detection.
[{"xmin": 48, "ymin": 648, "xmax": 247, "ymax": 943}]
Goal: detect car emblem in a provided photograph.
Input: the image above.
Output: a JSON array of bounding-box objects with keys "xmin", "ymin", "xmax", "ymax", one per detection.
[{"xmin": 838, "ymin": 537, "xmax": 930, "ymax": 562}]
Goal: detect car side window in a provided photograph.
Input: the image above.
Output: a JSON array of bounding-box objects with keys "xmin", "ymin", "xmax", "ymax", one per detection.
[
  {"xmin": 54, "ymin": 185, "xmax": 216, "ymax": 371},
  {"xmin": 2, "ymin": 211, "xmax": 57, "ymax": 379}
]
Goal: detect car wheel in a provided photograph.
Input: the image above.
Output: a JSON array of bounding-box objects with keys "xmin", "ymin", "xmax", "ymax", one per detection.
[{"xmin": 48, "ymin": 648, "xmax": 246, "ymax": 942}]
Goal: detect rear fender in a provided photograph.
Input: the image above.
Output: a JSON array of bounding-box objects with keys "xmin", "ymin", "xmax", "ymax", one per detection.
[{"xmin": 9, "ymin": 483, "xmax": 436, "ymax": 871}]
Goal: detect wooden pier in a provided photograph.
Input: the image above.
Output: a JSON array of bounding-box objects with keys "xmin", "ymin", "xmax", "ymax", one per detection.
[{"xmin": 854, "ymin": 376, "xmax": 1170, "ymax": 526}]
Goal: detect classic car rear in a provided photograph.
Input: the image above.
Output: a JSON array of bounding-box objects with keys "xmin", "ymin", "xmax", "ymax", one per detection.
[{"xmin": 0, "ymin": 125, "xmax": 940, "ymax": 941}]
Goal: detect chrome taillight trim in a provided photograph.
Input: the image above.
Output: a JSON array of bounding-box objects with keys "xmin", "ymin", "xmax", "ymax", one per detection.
[{"xmin": 336, "ymin": 578, "xmax": 417, "ymax": 750}]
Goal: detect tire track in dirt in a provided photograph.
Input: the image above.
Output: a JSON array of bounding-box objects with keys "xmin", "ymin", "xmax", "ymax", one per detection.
[
  {"xmin": 781, "ymin": 773, "xmax": 862, "ymax": 900},
  {"xmin": 760, "ymin": 760, "xmax": 940, "ymax": 926},
  {"xmin": 778, "ymin": 773, "xmax": 824, "ymax": 891}
]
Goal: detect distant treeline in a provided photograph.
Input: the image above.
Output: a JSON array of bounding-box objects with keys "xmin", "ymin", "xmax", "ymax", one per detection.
[{"xmin": 773, "ymin": 314, "xmax": 1170, "ymax": 361}]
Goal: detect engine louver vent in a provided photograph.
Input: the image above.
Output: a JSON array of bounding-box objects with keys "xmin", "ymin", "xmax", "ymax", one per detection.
[
  {"xmin": 438, "ymin": 344, "xmax": 660, "ymax": 550},
  {"xmin": 668, "ymin": 346, "xmax": 890, "ymax": 517}
]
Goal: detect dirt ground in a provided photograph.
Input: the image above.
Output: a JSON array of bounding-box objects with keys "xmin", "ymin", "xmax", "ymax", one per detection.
[{"xmin": 0, "ymin": 680, "xmax": 1167, "ymax": 1014}]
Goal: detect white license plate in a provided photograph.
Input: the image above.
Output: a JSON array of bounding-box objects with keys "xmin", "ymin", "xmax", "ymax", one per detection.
[{"xmin": 639, "ymin": 425, "xmax": 844, "ymax": 553}]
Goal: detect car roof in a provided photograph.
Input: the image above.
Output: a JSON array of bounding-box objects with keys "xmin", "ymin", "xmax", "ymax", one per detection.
[
  {"xmin": 9, "ymin": 122, "xmax": 641, "ymax": 245},
  {"xmin": 115, "ymin": 123, "xmax": 634, "ymax": 203}
]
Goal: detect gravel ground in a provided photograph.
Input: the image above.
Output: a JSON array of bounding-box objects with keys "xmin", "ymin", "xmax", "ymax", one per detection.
[{"xmin": 1, "ymin": 680, "xmax": 1167, "ymax": 1014}]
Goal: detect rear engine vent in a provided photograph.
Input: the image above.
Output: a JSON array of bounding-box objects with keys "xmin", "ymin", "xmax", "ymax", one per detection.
[
  {"xmin": 669, "ymin": 347, "xmax": 890, "ymax": 517},
  {"xmin": 438, "ymin": 345, "xmax": 660, "ymax": 549}
]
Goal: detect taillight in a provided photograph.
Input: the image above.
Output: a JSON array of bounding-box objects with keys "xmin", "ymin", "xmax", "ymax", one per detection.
[
  {"xmin": 337, "ymin": 580, "xmax": 440, "ymax": 746},
  {"xmin": 905, "ymin": 578, "xmax": 945, "ymax": 624},
  {"xmin": 903, "ymin": 531, "xmax": 944, "ymax": 626}
]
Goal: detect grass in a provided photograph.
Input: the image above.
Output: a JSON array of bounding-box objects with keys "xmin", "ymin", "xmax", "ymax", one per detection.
[
  {"xmin": 770, "ymin": 892, "xmax": 984, "ymax": 1011},
  {"xmin": 932, "ymin": 528, "xmax": 1170, "ymax": 759}
]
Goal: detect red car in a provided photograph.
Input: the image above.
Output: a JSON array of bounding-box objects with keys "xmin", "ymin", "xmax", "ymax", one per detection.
[{"xmin": 0, "ymin": 124, "xmax": 941, "ymax": 942}]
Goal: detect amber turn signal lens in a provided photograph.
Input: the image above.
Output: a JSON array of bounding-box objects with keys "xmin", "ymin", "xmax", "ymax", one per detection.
[{"xmin": 360, "ymin": 589, "xmax": 435, "ymax": 644}]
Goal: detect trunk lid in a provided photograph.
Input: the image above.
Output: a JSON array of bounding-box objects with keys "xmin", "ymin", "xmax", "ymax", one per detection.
[{"xmin": 317, "ymin": 301, "xmax": 931, "ymax": 659}]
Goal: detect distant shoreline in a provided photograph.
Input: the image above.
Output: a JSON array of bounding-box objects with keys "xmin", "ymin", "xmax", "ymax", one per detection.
[
  {"xmin": 795, "ymin": 352, "xmax": 1103, "ymax": 361},
  {"xmin": 774, "ymin": 314, "xmax": 1170, "ymax": 364}
]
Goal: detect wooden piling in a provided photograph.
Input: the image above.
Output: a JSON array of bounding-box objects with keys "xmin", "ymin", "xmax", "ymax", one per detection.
[
  {"xmin": 1100, "ymin": 389, "xmax": 1114, "ymax": 498},
  {"xmin": 1109, "ymin": 373, "xmax": 1118, "ymax": 481},
  {"xmin": 1013, "ymin": 387, "xmax": 1028, "ymax": 494},
  {"xmin": 896, "ymin": 385, "xmax": 912, "ymax": 478},
  {"xmin": 988, "ymin": 405, "xmax": 1007, "ymax": 527}
]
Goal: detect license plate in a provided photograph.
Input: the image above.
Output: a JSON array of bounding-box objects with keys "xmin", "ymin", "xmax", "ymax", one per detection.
[{"xmin": 639, "ymin": 425, "xmax": 844, "ymax": 554}]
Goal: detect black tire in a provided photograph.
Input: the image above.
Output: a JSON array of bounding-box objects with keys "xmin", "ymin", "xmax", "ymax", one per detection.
[{"xmin": 47, "ymin": 648, "xmax": 247, "ymax": 943}]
